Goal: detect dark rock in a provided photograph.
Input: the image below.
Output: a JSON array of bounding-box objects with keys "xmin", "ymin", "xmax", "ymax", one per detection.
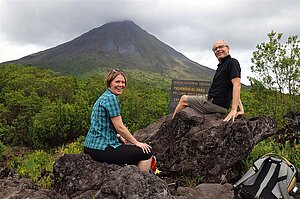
[
  {"xmin": 0, "ymin": 167, "xmax": 15, "ymax": 179},
  {"xmin": 134, "ymin": 108, "xmax": 277, "ymax": 184},
  {"xmin": 295, "ymin": 188, "xmax": 300, "ymax": 199},
  {"xmin": 0, "ymin": 177, "xmax": 64, "ymax": 199},
  {"xmin": 53, "ymin": 154, "xmax": 172, "ymax": 199},
  {"xmin": 176, "ymin": 183, "xmax": 234, "ymax": 199},
  {"xmin": 95, "ymin": 165, "xmax": 171, "ymax": 199},
  {"xmin": 53, "ymin": 154, "xmax": 120, "ymax": 197},
  {"xmin": 0, "ymin": 167, "xmax": 62, "ymax": 198},
  {"xmin": 276, "ymin": 111, "xmax": 300, "ymax": 145},
  {"xmin": 0, "ymin": 109, "xmax": 281, "ymax": 199}
]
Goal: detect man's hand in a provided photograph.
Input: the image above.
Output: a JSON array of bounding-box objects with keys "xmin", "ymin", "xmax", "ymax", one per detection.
[
  {"xmin": 223, "ymin": 109, "xmax": 244, "ymax": 122},
  {"xmin": 236, "ymin": 110, "xmax": 244, "ymax": 118},
  {"xmin": 223, "ymin": 109, "xmax": 237, "ymax": 122}
]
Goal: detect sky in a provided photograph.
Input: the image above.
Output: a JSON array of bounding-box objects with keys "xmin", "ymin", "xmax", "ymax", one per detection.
[{"xmin": 0, "ymin": 0, "xmax": 299, "ymax": 85}]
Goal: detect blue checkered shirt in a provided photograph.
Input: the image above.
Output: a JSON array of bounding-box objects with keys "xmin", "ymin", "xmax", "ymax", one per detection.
[{"xmin": 84, "ymin": 89, "xmax": 121, "ymax": 150}]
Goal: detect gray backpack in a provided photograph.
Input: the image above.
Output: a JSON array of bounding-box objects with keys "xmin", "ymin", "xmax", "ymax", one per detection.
[{"xmin": 234, "ymin": 153, "xmax": 298, "ymax": 199}]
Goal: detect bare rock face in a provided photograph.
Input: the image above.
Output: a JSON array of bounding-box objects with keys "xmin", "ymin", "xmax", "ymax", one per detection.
[
  {"xmin": 176, "ymin": 183, "xmax": 234, "ymax": 199},
  {"xmin": 94, "ymin": 165, "xmax": 171, "ymax": 199},
  {"xmin": 134, "ymin": 108, "xmax": 277, "ymax": 184},
  {"xmin": 0, "ymin": 176, "xmax": 63, "ymax": 199},
  {"xmin": 53, "ymin": 154, "xmax": 118, "ymax": 197},
  {"xmin": 52, "ymin": 154, "xmax": 172, "ymax": 199}
]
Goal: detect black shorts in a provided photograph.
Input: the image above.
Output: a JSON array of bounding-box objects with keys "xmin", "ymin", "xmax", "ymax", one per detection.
[{"xmin": 84, "ymin": 144, "xmax": 153, "ymax": 165}]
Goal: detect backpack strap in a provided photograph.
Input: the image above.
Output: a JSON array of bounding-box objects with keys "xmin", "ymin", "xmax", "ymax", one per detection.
[
  {"xmin": 262, "ymin": 153, "xmax": 293, "ymax": 166},
  {"xmin": 254, "ymin": 159, "xmax": 279, "ymax": 198},
  {"xmin": 264, "ymin": 153, "xmax": 298, "ymax": 187},
  {"xmin": 277, "ymin": 158, "xmax": 295, "ymax": 199},
  {"xmin": 233, "ymin": 157, "xmax": 268, "ymax": 188}
]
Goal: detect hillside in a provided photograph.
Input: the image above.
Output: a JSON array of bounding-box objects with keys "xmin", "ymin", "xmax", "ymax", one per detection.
[{"xmin": 2, "ymin": 20, "xmax": 215, "ymax": 80}]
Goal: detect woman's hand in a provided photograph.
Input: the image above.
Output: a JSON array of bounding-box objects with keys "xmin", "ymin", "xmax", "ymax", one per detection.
[{"xmin": 135, "ymin": 141, "xmax": 152, "ymax": 154}]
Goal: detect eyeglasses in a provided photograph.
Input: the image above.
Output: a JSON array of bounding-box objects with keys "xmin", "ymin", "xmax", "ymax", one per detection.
[
  {"xmin": 111, "ymin": 69, "xmax": 125, "ymax": 74},
  {"xmin": 212, "ymin": 45, "xmax": 228, "ymax": 51}
]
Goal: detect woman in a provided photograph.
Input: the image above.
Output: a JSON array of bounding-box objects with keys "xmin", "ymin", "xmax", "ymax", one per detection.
[{"xmin": 84, "ymin": 69, "xmax": 153, "ymax": 172}]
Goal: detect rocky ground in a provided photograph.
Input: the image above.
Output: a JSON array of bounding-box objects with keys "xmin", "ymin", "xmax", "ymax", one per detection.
[{"xmin": 1, "ymin": 108, "xmax": 299, "ymax": 199}]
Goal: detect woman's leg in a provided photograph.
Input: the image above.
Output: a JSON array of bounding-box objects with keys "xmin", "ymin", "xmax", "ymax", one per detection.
[
  {"xmin": 113, "ymin": 145, "xmax": 153, "ymax": 172},
  {"xmin": 109, "ymin": 145, "xmax": 153, "ymax": 166},
  {"xmin": 137, "ymin": 158, "xmax": 152, "ymax": 172},
  {"xmin": 84, "ymin": 145, "xmax": 153, "ymax": 172},
  {"xmin": 84, "ymin": 146, "xmax": 108, "ymax": 162}
]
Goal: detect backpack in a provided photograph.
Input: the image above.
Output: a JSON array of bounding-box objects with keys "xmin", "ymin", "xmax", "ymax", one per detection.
[{"xmin": 234, "ymin": 153, "xmax": 299, "ymax": 199}]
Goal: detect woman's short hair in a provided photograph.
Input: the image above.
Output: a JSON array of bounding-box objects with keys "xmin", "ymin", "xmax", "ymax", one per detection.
[{"xmin": 105, "ymin": 69, "xmax": 127, "ymax": 87}]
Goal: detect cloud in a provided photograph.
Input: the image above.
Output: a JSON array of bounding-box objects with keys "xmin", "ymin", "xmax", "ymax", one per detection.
[{"xmin": 0, "ymin": 0, "xmax": 299, "ymax": 85}]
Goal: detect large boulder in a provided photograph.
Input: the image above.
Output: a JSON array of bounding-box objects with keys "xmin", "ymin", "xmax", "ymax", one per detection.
[
  {"xmin": 134, "ymin": 107, "xmax": 277, "ymax": 184},
  {"xmin": 51, "ymin": 154, "xmax": 237, "ymax": 199},
  {"xmin": 0, "ymin": 169, "xmax": 63, "ymax": 199},
  {"xmin": 52, "ymin": 154, "xmax": 172, "ymax": 199}
]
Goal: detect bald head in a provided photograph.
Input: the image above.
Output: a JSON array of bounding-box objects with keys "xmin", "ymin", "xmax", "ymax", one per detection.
[
  {"xmin": 212, "ymin": 39, "xmax": 230, "ymax": 62},
  {"xmin": 212, "ymin": 39, "xmax": 230, "ymax": 50}
]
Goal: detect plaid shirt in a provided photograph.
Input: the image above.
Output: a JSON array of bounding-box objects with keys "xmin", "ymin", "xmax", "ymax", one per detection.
[{"xmin": 84, "ymin": 89, "xmax": 121, "ymax": 150}]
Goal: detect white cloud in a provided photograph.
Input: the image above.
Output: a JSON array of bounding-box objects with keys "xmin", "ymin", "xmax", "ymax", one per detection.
[
  {"xmin": 0, "ymin": 33, "xmax": 46, "ymax": 62},
  {"xmin": 0, "ymin": 0, "xmax": 299, "ymax": 85}
]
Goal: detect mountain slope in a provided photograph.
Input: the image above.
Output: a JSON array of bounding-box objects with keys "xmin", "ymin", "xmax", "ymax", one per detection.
[{"xmin": 3, "ymin": 20, "xmax": 215, "ymax": 80}]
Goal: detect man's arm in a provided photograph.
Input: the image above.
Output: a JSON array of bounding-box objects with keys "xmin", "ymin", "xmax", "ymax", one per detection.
[
  {"xmin": 223, "ymin": 77, "xmax": 241, "ymax": 122},
  {"xmin": 237, "ymin": 99, "xmax": 244, "ymax": 116}
]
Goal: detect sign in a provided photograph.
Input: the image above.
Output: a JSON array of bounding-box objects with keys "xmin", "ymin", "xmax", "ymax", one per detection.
[{"xmin": 168, "ymin": 80, "xmax": 212, "ymax": 114}]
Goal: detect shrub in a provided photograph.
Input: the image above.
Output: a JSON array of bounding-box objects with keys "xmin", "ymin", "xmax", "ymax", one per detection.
[
  {"xmin": 245, "ymin": 139, "xmax": 300, "ymax": 171},
  {"xmin": 56, "ymin": 136, "xmax": 85, "ymax": 157},
  {"xmin": 8, "ymin": 150, "xmax": 54, "ymax": 189}
]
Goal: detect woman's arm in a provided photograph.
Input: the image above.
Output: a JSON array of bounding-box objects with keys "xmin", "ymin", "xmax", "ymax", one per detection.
[{"xmin": 111, "ymin": 116, "xmax": 152, "ymax": 153}]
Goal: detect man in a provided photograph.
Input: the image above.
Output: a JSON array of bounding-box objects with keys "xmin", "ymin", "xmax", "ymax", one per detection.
[{"xmin": 172, "ymin": 39, "xmax": 244, "ymax": 122}]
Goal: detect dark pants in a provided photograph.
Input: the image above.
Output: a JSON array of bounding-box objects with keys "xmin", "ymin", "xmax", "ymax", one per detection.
[{"xmin": 84, "ymin": 145, "xmax": 153, "ymax": 165}]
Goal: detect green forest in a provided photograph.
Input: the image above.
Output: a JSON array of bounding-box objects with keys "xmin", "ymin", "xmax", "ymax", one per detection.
[{"xmin": 0, "ymin": 31, "xmax": 299, "ymax": 188}]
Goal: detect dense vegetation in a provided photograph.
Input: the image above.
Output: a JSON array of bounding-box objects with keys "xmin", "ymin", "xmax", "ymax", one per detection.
[
  {"xmin": 0, "ymin": 31, "xmax": 299, "ymax": 189},
  {"xmin": 0, "ymin": 65, "xmax": 170, "ymax": 149},
  {"xmin": 0, "ymin": 64, "xmax": 171, "ymax": 187}
]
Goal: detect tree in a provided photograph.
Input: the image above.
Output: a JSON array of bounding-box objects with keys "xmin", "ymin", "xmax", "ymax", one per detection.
[
  {"xmin": 251, "ymin": 30, "xmax": 300, "ymax": 95},
  {"xmin": 250, "ymin": 31, "xmax": 300, "ymax": 120}
]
